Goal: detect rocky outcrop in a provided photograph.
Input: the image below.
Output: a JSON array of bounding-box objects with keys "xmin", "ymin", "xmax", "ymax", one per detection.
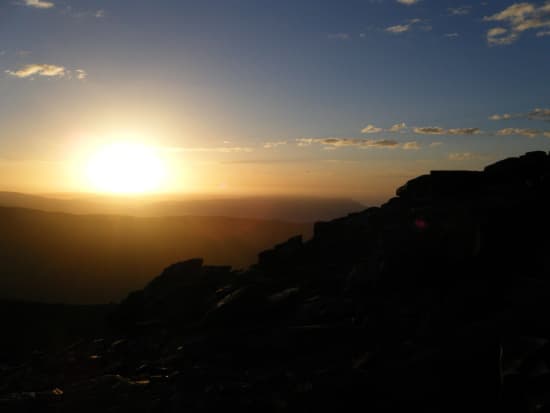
[{"xmin": 2, "ymin": 151, "xmax": 550, "ymax": 412}]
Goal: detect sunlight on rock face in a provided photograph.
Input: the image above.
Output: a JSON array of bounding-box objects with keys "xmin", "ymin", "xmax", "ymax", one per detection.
[{"xmin": 86, "ymin": 142, "xmax": 166, "ymax": 194}]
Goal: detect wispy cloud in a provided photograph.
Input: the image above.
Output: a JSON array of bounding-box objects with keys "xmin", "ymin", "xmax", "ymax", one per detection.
[
  {"xmin": 397, "ymin": 0, "xmax": 420, "ymax": 5},
  {"xmin": 328, "ymin": 33, "xmax": 350, "ymax": 40},
  {"xmin": 413, "ymin": 127, "xmax": 481, "ymax": 135},
  {"xmin": 361, "ymin": 124, "xmax": 384, "ymax": 134},
  {"xmin": 528, "ymin": 107, "xmax": 550, "ymax": 121},
  {"xmin": 75, "ymin": 69, "xmax": 87, "ymax": 80},
  {"xmin": 484, "ymin": 2, "xmax": 550, "ymax": 45},
  {"xmin": 295, "ymin": 137, "xmax": 425, "ymax": 151},
  {"xmin": 263, "ymin": 141, "xmax": 287, "ymax": 149},
  {"xmin": 496, "ymin": 128, "xmax": 543, "ymax": 137},
  {"xmin": 386, "ymin": 24, "xmax": 412, "ymax": 34},
  {"xmin": 5, "ymin": 64, "xmax": 88, "ymax": 80},
  {"xmin": 448, "ymin": 152, "xmax": 492, "ymax": 161},
  {"xmin": 403, "ymin": 141, "xmax": 420, "ymax": 150},
  {"xmin": 388, "ymin": 122, "xmax": 407, "ymax": 132},
  {"xmin": 489, "ymin": 107, "xmax": 550, "ymax": 121},
  {"xmin": 165, "ymin": 146, "xmax": 254, "ymax": 153},
  {"xmin": 20, "ymin": 0, "xmax": 54, "ymax": 9},
  {"xmin": 296, "ymin": 137, "xmax": 401, "ymax": 149},
  {"xmin": 6, "ymin": 64, "xmax": 66, "ymax": 78},
  {"xmin": 448, "ymin": 6, "xmax": 472, "ymax": 16},
  {"xmin": 385, "ymin": 18, "xmax": 429, "ymax": 34},
  {"xmin": 361, "ymin": 122, "xmax": 407, "ymax": 134},
  {"xmin": 444, "ymin": 32, "xmax": 460, "ymax": 38}
]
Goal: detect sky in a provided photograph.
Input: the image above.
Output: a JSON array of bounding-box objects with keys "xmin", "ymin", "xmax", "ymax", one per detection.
[{"xmin": 0, "ymin": 0, "xmax": 549, "ymax": 204}]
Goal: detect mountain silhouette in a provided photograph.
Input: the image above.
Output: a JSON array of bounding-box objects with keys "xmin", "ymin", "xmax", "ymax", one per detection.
[{"xmin": 2, "ymin": 151, "xmax": 550, "ymax": 412}]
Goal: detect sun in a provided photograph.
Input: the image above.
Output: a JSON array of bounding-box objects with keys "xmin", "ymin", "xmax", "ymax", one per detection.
[{"xmin": 86, "ymin": 141, "xmax": 166, "ymax": 194}]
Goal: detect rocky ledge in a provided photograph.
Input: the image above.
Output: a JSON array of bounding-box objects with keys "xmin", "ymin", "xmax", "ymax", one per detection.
[{"xmin": 2, "ymin": 151, "xmax": 550, "ymax": 412}]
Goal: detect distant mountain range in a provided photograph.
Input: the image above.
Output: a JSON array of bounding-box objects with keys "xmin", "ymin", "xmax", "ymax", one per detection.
[
  {"xmin": 0, "ymin": 192, "xmax": 365, "ymax": 222},
  {"xmin": 0, "ymin": 206, "xmax": 313, "ymax": 304}
]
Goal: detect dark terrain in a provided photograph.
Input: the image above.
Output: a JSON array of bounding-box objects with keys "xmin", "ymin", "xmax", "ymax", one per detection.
[
  {"xmin": 2, "ymin": 151, "xmax": 550, "ymax": 412},
  {"xmin": 0, "ymin": 209, "xmax": 312, "ymax": 303}
]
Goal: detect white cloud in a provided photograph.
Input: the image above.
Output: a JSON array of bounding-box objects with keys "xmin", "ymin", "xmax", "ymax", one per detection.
[
  {"xmin": 496, "ymin": 128, "xmax": 541, "ymax": 137},
  {"xmin": 445, "ymin": 33, "xmax": 460, "ymax": 38},
  {"xmin": 484, "ymin": 2, "xmax": 550, "ymax": 45},
  {"xmin": 361, "ymin": 124, "xmax": 384, "ymax": 134},
  {"xmin": 21, "ymin": 0, "xmax": 54, "ymax": 9},
  {"xmin": 6, "ymin": 63, "xmax": 66, "ymax": 78},
  {"xmin": 538, "ymin": 29, "xmax": 550, "ymax": 35},
  {"xmin": 397, "ymin": 0, "xmax": 420, "ymax": 5},
  {"xmin": 429, "ymin": 142, "xmax": 443, "ymax": 147}
]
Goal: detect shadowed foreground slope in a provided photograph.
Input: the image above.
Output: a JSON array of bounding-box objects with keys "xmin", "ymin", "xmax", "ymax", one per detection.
[{"xmin": 2, "ymin": 151, "xmax": 550, "ymax": 412}]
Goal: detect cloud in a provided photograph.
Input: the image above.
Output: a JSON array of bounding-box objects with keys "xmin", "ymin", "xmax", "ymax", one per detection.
[
  {"xmin": 448, "ymin": 152, "xmax": 490, "ymax": 161},
  {"xmin": 361, "ymin": 124, "xmax": 384, "ymax": 134},
  {"xmin": 263, "ymin": 141, "xmax": 287, "ymax": 149},
  {"xmin": 296, "ymin": 137, "xmax": 401, "ymax": 149},
  {"xmin": 397, "ymin": 0, "xmax": 420, "ymax": 5},
  {"xmin": 538, "ymin": 29, "xmax": 550, "ymax": 35},
  {"xmin": 490, "ymin": 107, "xmax": 550, "ymax": 121},
  {"xmin": 528, "ymin": 107, "xmax": 550, "ymax": 121},
  {"xmin": 385, "ymin": 18, "xmax": 428, "ymax": 34},
  {"xmin": 6, "ymin": 63, "xmax": 66, "ymax": 78},
  {"xmin": 448, "ymin": 6, "xmax": 472, "ymax": 16},
  {"xmin": 21, "ymin": 0, "xmax": 54, "ymax": 9},
  {"xmin": 413, "ymin": 126, "xmax": 480, "ymax": 135},
  {"xmin": 429, "ymin": 142, "xmax": 443, "ymax": 147},
  {"xmin": 165, "ymin": 146, "xmax": 254, "ymax": 153},
  {"xmin": 403, "ymin": 141, "xmax": 420, "ymax": 150},
  {"xmin": 496, "ymin": 128, "xmax": 542, "ymax": 137},
  {"xmin": 484, "ymin": 2, "xmax": 550, "ymax": 45},
  {"xmin": 328, "ymin": 33, "xmax": 350, "ymax": 40},
  {"xmin": 386, "ymin": 24, "xmax": 411, "ymax": 34},
  {"xmin": 447, "ymin": 128, "xmax": 482, "ymax": 135},
  {"xmin": 444, "ymin": 32, "xmax": 460, "ymax": 38},
  {"xmin": 295, "ymin": 137, "xmax": 426, "ymax": 151},
  {"xmin": 75, "ymin": 69, "xmax": 87, "ymax": 80},
  {"xmin": 388, "ymin": 122, "xmax": 407, "ymax": 132},
  {"xmin": 489, "ymin": 112, "xmax": 514, "ymax": 120}
]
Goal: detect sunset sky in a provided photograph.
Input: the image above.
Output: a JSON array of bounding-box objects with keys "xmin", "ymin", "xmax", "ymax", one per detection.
[{"xmin": 1, "ymin": 0, "xmax": 549, "ymax": 204}]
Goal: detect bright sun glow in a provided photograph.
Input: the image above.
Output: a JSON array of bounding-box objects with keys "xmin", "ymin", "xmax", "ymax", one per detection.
[{"xmin": 86, "ymin": 142, "xmax": 166, "ymax": 194}]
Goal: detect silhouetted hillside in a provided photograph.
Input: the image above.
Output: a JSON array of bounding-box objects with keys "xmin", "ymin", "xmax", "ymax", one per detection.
[
  {"xmin": 0, "ymin": 192, "xmax": 364, "ymax": 222},
  {"xmin": 3, "ymin": 151, "xmax": 550, "ymax": 412},
  {"xmin": 0, "ymin": 208, "xmax": 311, "ymax": 303}
]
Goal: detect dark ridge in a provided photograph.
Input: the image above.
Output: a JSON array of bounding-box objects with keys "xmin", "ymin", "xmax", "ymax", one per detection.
[{"xmin": 2, "ymin": 151, "xmax": 550, "ymax": 412}]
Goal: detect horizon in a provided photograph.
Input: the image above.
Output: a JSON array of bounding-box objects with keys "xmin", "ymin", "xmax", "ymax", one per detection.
[{"xmin": 1, "ymin": 0, "xmax": 549, "ymax": 203}]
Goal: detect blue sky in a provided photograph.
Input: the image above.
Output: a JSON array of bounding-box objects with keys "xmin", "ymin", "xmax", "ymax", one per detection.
[{"xmin": 0, "ymin": 0, "xmax": 549, "ymax": 201}]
